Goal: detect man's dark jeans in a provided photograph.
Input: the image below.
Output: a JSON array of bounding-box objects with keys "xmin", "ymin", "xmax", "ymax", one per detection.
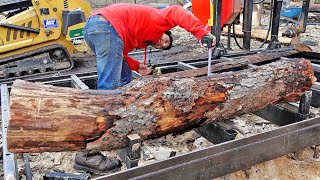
[{"xmin": 84, "ymin": 15, "xmax": 132, "ymax": 90}]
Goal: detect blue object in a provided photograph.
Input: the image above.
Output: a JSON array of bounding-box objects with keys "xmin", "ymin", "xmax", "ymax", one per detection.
[
  {"xmin": 158, "ymin": 5, "xmax": 169, "ymax": 9},
  {"xmin": 280, "ymin": 7, "xmax": 302, "ymax": 19},
  {"xmin": 43, "ymin": 19, "xmax": 58, "ymax": 29}
]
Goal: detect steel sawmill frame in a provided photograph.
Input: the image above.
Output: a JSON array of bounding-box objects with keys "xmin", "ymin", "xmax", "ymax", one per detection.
[{"xmin": 1, "ymin": 48, "xmax": 320, "ymax": 179}]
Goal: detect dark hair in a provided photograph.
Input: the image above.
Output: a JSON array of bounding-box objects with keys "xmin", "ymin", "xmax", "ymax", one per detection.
[{"xmin": 163, "ymin": 31, "xmax": 173, "ymax": 50}]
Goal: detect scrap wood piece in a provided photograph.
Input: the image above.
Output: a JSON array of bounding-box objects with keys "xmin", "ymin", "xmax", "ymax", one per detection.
[{"xmin": 7, "ymin": 58, "xmax": 316, "ymax": 153}]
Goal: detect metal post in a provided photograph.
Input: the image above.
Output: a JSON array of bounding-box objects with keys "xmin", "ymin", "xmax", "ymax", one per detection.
[
  {"xmin": 297, "ymin": 91, "xmax": 318, "ymax": 159},
  {"xmin": 212, "ymin": 0, "xmax": 227, "ymax": 57},
  {"xmin": 227, "ymin": 25, "xmax": 232, "ymax": 50},
  {"xmin": 242, "ymin": 0, "xmax": 253, "ymax": 51},
  {"xmin": 212, "ymin": 0, "xmax": 222, "ymax": 47},
  {"xmin": 23, "ymin": 153, "xmax": 32, "ymax": 180},
  {"xmin": 298, "ymin": 91, "xmax": 312, "ymax": 120},
  {"xmin": 299, "ymin": 0, "xmax": 311, "ymax": 33},
  {"xmin": 268, "ymin": 0, "xmax": 283, "ymax": 49},
  {"xmin": 313, "ymin": 145, "xmax": 319, "ymax": 159},
  {"xmin": 1, "ymin": 84, "xmax": 18, "ymax": 180}
]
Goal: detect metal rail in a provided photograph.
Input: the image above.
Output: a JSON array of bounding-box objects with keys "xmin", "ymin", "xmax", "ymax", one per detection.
[
  {"xmin": 97, "ymin": 116, "xmax": 320, "ymax": 180},
  {"xmin": 1, "ymin": 84, "xmax": 18, "ymax": 180}
]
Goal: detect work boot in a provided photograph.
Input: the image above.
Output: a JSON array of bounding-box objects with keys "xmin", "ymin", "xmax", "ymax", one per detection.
[{"xmin": 74, "ymin": 150, "xmax": 122, "ymax": 173}]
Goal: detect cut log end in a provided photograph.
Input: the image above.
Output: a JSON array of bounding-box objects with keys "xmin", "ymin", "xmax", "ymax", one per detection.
[{"xmin": 280, "ymin": 59, "xmax": 317, "ymax": 102}]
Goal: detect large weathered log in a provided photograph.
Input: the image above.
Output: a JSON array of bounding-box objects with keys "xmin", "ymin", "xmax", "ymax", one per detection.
[{"xmin": 8, "ymin": 58, "xmax": 316, "ymax": 153}]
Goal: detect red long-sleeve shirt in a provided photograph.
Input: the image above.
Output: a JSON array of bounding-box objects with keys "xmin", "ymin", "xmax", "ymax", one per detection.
[{"xmin": 92, "ymin": 3, "xmax": 209, "ymax": 72}]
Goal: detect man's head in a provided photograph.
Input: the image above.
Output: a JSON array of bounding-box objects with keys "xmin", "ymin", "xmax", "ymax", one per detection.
[{"xmin": 152, "ymin": 31, "xmax": 173, "ymax": 50}]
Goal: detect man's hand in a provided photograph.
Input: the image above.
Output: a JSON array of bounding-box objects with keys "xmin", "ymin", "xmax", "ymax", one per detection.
[
  {"xmin": 138, "ymin": 63, "xmax": 151, "ymax": 76},
  {"xmin": 199, "ymin": 33, "xmax": 216, "ymax": 48}
]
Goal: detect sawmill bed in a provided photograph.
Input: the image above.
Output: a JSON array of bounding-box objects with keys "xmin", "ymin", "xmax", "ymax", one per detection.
[{"xmin": 1, "ymin": 48, "xmax": 320, "ymax": 179}]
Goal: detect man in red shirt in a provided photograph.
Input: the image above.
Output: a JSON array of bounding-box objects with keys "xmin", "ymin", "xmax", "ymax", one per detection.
[{"xmin": 75, "ymin": 3, "xmax": 216, "ymax": 173}]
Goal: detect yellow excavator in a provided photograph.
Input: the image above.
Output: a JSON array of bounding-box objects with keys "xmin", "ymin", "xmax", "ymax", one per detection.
[{"xmin": 0, "ymin": 0, "xmax": 91, "ymax": 78}]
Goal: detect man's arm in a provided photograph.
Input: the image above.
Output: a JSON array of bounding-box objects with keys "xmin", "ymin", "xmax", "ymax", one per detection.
[
  {"xmin": 159, "ymin": 5, "xmax": 209, "ymax": 40},
  {"xmin": 124, "ymin": 55, "xmax": 151, "ymax": 75},
  {"xmin": 123, "ymin": 55, "xmax": 140, "ymax": 72}
]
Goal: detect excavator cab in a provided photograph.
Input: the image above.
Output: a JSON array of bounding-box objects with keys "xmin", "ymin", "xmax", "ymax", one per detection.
[{"xmin": 0, "ymin": 0, "xmax": 91, "ymax": 78}]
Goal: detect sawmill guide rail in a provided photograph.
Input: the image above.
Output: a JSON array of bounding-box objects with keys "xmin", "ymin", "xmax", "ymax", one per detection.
[
  {"xmin": 99, "ymin": 116, "xmax": 320, "ymax": 180},
  {"xmin": 1, "ymin": 48, "xmax": 320, "ymax": 179}
]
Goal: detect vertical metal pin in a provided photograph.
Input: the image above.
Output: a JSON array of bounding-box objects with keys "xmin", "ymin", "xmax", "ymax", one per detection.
[{"xmin": 208, "ymin": 49, "xmax": 212, "ymax": 76}]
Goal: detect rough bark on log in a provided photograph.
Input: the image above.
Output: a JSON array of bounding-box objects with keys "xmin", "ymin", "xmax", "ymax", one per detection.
[{"xmin": 7, "ymin": 58, "xmax": 316, "ymax": 153}]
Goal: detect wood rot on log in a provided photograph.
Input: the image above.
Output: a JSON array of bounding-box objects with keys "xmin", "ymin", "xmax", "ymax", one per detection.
[{"xmin": 7, "ymin": 58, "xmax": 316, "ymax": 153}]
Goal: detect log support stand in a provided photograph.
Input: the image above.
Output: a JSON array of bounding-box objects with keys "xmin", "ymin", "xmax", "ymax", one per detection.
[
  {"xmin": 196, "ymin": 122, "xmax": 238, "ymax": 144},
  {"xmin": 116, "ymin": 134, "xmax": 142, "ymax": 169},
  {"xmin": 255, "ymin": 91, "xmax": 313, "ymax": 126},
  {"xmin": 298, "ymin": 90, "xmax": 312, "ymax": 120},
  {"xmin": 141, "ymin": 146, "xmax": 155, "ymax": 161}
]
